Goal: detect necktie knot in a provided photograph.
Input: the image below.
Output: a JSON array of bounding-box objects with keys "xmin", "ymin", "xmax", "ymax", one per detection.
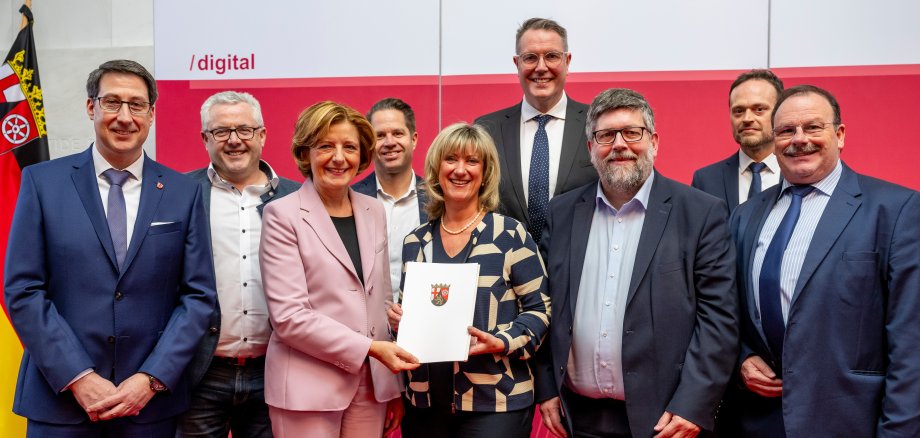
[
  {"xmin": 749, "ymin": 162, "xmax": 767, "ymax": 175},
  {"xmin": 533, "ymin": 114, "xmax": 551, "ymax": 127},
  {"xmin": 786, "ymin": 184, "xmax": 815, "ymax": 199},
  {"xmin": 103, "ymin": 169, "xmax": 132, "ymax": 187}
]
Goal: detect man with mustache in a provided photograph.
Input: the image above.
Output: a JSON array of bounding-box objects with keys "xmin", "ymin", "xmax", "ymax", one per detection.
[
  {"xmin": 475, "ymin": 17, "xmax": 597, "ymax": 244},
  {"xmin": 353, "ymin": 97, "xmax": 428, "ymax": 301},
  {"xmin": 535, "ymin": 88, "xmax": 739, "ymax": 437},
  {"xmin": 693, "ymin": 70, "xmax": 784, "ymax": 214},
  {"xmin": 730, "ymin": 85, "xmax": 920, "ymax": 437}
]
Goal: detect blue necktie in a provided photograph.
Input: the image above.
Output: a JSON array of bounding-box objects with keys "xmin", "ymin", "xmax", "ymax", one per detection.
[
  {"xmin": 528, "ymin": 114, "xmax": 551, "ymax": 243},
  {"xmin": 103, "ymin": 169, "xmax": 131, "ymax": 270},
  {"xmin": 747, "ymin": 162, "xmax": 767, "ymax": 200},
  {"xmin": 758, "ymin": 185, "xmax": 815, "ymax": 368}
]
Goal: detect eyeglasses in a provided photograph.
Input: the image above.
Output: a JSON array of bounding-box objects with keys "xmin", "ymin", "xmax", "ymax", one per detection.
[
  {"xmin": 94, "ymin": 96, "xmax": 152, "ymax": 115},
  {"xmin": 592, "ymin": 127, "xmax": 648, "ymax": 144},
  {"xmin": 773, "ymin": 121, "xmax": 835, "ymax": 140},
  {"xmin": 206, "ymin": 126, "xmax": 263, "ymax": 141},
  {"xmin": 516, "ymin": 51, "xmax": 567, "ymax": 67},
  {"xmin": 312, "ymin": 143, "xmax": 361, "ymax": 156}
]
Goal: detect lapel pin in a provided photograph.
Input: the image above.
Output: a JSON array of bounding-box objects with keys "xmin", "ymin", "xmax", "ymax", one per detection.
[{"xmin": 156, "ymin": 182, "xmax": 164, "ymax": 189}]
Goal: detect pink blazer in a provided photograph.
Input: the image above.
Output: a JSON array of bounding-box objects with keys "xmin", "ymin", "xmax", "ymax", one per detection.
[{"xmin": 259, "ymin": 178, "xmax": 400, "ymax": 411}]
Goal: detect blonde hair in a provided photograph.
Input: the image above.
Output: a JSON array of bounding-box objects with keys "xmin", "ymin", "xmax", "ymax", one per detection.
[
  {"xmin": 423, "ymin": 122, "xmax": 500, "ymax": 219},
  {"xmin": 290, "ymin": 101, "xmax": 375, "ymax": 178}
]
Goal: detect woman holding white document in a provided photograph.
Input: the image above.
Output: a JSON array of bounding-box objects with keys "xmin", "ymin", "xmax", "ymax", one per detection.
[
  {"xmin": 259, "ymin": 101, "xmax": 419, "ymax": 438},
  {"xmin": 388, "ymin": 122, "xmax": 551, "ymax": 438}
]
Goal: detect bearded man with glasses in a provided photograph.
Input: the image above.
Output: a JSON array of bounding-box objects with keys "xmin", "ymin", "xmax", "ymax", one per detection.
[
  {"xmin": 535, "ymin": 88, "xmax": 739, "ymax": 438},
  {"xmin": 178, "ymin": 91, "xmax": 300, "ymax": 438}
]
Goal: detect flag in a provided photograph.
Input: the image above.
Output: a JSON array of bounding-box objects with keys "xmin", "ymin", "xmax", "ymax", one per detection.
[{"xmin": 1, "ymin": 4, "xmax": 48, "ymax": 435}]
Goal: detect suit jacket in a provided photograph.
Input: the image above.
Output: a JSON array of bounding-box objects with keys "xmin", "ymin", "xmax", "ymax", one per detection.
[
  {"xmin": 185, "ymin": 164, "xmax": 301, "ymax": 386},
  {"xmin": 692, "ymin": 152, "xmax": 741, "ymax": 212},
  {"xmin": 475, "ymin": 99, "xmax": 598, "ymax": 229},
  {"xmin": 3, "ymin": 146, "xmax": 217, "ymax": 424},
  {"xmin": 258, "ymin": 178, "xmax": 401, "ymax": 411},
  {"xmin": 535, "ymin": 172, "xmax": 739, "ymax": 435},
  {"xmin": 351, "ymin": 171, "xmax": 429, "ymax": 224},
  {"xmin": 731, "ymin": 163, "xmax": 920, "ymax": 437}
]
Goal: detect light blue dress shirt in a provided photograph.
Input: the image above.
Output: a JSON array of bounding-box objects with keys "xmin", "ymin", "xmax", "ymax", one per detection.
[{"xmin": 567, "ymin": 173, "xmax": 655, "ymax": 400}]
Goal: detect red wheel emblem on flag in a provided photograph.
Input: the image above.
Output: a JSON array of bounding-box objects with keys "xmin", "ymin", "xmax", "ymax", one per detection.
[{"xmin": 2, "ymin": 113, "xmax": 30, "ymax": 145}]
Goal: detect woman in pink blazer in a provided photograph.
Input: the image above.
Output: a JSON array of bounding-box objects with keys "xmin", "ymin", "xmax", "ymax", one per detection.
[{"xmin": 259, "ymin": 101, "xmax": 419, "ymax": 437}]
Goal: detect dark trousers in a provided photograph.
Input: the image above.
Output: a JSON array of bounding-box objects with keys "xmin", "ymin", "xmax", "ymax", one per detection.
[
  {"xmin": 561, "ymin": 385, "xmax": 632, "ymax": 438},
  {"xmin": 401, "ymin": 399, "xmax": 534, "ymax": 438},
  {"xmin": 176, "ymin": 356, "xmax": 272, "ymax": 438},
  {"xmin": 27, "ymin": 416, "xmax": 176, "ymax": 438}
]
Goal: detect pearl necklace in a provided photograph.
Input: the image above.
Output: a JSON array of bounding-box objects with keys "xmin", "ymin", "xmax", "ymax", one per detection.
[{"xmin": 441, "ymin": 207, "xmax": 484, "ymax": 235}]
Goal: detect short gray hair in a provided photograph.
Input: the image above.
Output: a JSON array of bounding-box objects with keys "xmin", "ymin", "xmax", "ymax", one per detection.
[
  {"xmin": 200, "ymin": 91, "xmax": 264, "ymax": 130},
  {"xmin": 586, "ymin": 88, "xmax": 656, "ymax": 138},
  {"xmin": 516, "ymin": 17, "xmax": 568, "ymax": 53}
]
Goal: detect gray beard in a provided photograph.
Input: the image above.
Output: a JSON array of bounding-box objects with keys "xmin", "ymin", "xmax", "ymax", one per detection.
[{"xmin": 593, "ymin": 148, "xmax": 654, "ymax": 195}]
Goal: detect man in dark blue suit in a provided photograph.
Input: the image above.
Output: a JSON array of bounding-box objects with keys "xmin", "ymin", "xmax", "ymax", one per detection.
[
  {"xmin": 731, "ymin": 85, "xmax": 920, "ymax": 437},
  {"xmin": 3, "ymin": 60, "xmax": 217, "ymax": 437},
  {"xmin": 693, "ymin": 70, "xmax": 784, "ymax": 213},
  {"xmin": 474, "ymin": 18, "xmax": 597, "ymax": 243},
  {"xmin": 352, "ymin": 98, "xmax": 428, "ymax": 301},
  {"xmin": 535, "ymin": 88, "xmax": 738, "ymax": 438}
]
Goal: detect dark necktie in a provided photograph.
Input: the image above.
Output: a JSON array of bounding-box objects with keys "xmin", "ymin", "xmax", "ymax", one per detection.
[
  {"xmin": 758, "ymin": 185, "xmax": 815, "ymax": 369},
  {"xmin": 528, "ymin": 114, "xmax": 551, "ymax": 243},
  {"xmin": 748, "ymin": 161, "xmax": 767, "ymax": 200},
  {"xmin": 103, "ymin": 169, "xmax": 131, "ymax": 269}
]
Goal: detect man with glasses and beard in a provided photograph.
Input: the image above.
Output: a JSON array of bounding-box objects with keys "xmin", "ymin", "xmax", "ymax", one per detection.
[{"xmin": 535, "ymin": 88, "xmax": 739, "ymax": 438}]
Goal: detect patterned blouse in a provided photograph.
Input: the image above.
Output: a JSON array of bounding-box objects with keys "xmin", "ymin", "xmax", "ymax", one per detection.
[{"xmin": 399, "ymin": 211, "xmax": 552, "ymax": 412}]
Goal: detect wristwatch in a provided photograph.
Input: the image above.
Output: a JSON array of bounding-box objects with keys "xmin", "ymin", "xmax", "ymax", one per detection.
[{"xmin": 146, "ymin": 374, "xmax": 168, "ymax": 393}]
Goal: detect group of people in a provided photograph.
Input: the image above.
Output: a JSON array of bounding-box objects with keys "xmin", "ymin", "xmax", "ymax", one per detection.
[{"xmin": 4, "ymin": 16, "xmax": 918, "ymax": 438}]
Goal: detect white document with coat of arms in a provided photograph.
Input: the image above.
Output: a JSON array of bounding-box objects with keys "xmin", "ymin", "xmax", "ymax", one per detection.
[{"xmin": 396, "ymin": 261, "xmax": 480, "ymax": 363}]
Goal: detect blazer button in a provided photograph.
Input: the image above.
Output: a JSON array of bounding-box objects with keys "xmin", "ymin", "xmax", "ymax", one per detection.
[
  {"xmin": 114, "ymin": 291, "xmax": 124, "ymax": 300},
  {"xmin": 209, "ymin": 326, "xmax": 218, "ymax": 335},
  {"xmin": 107, "ymin": 336, "xmax": 116, "ymax": 344}
]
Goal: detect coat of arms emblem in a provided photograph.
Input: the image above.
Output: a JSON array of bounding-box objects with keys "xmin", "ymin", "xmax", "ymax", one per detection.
[{"xmin": 430, "ymin": 283, "xmax": 450, "ymax": 306}]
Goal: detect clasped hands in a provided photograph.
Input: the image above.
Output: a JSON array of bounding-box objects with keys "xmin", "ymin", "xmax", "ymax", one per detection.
[{"xmin": 70, "ymin": 372, "xmax": 156, "ymax": 421}]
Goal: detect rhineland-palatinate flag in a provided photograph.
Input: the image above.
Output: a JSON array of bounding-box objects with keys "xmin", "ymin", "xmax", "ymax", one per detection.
[{"xmin": 1, "ymin": 4, "xmax": 48, "ymax": 436}]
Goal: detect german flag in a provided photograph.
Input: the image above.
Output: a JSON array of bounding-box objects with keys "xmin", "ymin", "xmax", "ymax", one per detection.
[{"xmin": 1, "ymin": 4, "xmax": 48, "ymax": 435}]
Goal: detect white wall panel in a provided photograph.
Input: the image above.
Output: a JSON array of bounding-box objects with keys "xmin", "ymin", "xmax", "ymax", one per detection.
[
  {"xmin": 441, "ymin": 0, "xmax": 770, "ymax": 75},
  {"xmin": 771, "ymin": 0, "xmax": 920, "ymax": 67},
  {"xmin": 153, "ymin": 0, "xmax": 440, "ymax": 80}
]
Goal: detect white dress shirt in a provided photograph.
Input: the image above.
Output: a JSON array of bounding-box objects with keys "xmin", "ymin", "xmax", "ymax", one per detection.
[
  {"xmin": 208, "ymin": 164, "xmax": 278, "ymax": 358},
  {"xmin": 567, "ymin": 173, "xmax": 654, "ymax": 400},
  {"xmin": 520, "ymin": 93, "xmax": 568, "ymax": 201},
  {"xmin": 374, "ymin": 174, "xmax": 421, "ymax": 301},
  {"xmin": 737, "ymin": 150, "xmax": 781, "ymax": 204},
  {"xmin": 752, "ymin": 161, "xmax": 842, "ymax": 322},
  {"xmin": 92, "ymin": 144, "xmax": 143, "ymax": 247}
]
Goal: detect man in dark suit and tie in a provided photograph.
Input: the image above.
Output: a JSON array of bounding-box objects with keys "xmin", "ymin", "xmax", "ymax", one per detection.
[
  {"xmin": 178, "ymin": 91, "xmax": 299, "ymax": 438},
  {"xmin": 352, "ymin": 97, "xmax": 429, "ymax": 301},
  {"xmin": 693, "ymin": 70, "xmax": 784, "ymax": 213},
  {"xmin": 535, "ymin": 88, "xmax": 738, "ymax": 438},
  {"xmin": 474, "ymin": 17, "xmax": 597, "ymax": 242},
  {"xmin": 731, "ymin": 85, "xmax": 920, "ymax": 437},
  {"xmin": 4, "ymin": 60, "xmax": 217, "ymax": 436}
]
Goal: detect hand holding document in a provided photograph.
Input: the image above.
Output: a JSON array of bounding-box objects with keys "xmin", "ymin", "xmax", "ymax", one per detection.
[{"xmin": 396, "ymin": 262, "xmax": 479, "ymax": 363}]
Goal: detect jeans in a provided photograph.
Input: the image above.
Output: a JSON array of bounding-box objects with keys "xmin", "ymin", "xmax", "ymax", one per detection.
[{"xmin": 176, "ymin": 358, "xmax": 272, "ymax": 438}]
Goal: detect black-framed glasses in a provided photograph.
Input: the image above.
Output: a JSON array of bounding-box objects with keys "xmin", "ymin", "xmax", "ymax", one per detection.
[
  {"xmin": 516, "ymin": 51, "xmax": 567, "ymax": 67},
  {"xmin": 592, "ymin": 127, "xmax": 648, "ymax": 144},
  {"xmin": 772, "ymin": 121, "xmax": 835, "ymax": 140},
  {"xmin": 94, "ymin": 96, "xmax": 152, "ymax": 115},
  {"xmin": 206, "ymin": 126, "xmax": 263, "ymax": 141}
]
